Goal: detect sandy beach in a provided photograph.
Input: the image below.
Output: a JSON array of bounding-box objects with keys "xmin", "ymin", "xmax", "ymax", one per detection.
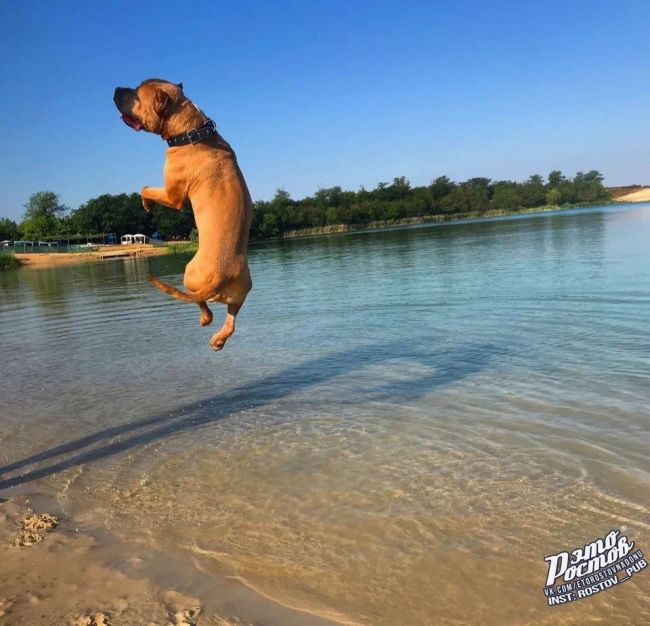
[
  {"xmin": 1, "ymin": 495, "xmax": 194, "ymax": 626},
  {"xmin": 615, "ymin": 187, "xmax": 650, "ymax": 202},
  {"xmin": 608, "ymin": 186, "xmax": 650, "ymax": 202},
  {"xmin": 0, "ymin": 494, "xmax": 342, "ymax": 626},
  {"xmin": 13, "ymin": 245, "xmax": 168, "ymax": 268}
]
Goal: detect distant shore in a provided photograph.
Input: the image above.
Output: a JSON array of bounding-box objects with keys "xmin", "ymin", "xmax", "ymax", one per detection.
[
  {"xmin": 6, "ymin": 197, "xmax": 648, "ymax": 270},
  {"xmin": 264, "ymin": 199, "xmax": 645, "ymax": 242},
  {"xmin": 276, "ymin": 203, "xmax": 585, "ymax": 241}
]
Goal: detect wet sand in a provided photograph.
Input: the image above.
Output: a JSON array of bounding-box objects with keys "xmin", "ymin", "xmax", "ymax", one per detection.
[{"xmin": 0, "ymin": 495, "xmax": 343, "ymax": 626}]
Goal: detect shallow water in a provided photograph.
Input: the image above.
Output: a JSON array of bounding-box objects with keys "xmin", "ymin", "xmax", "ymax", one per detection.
[{"xmin": 1, "ymin": 203, "xmax": 649, "ymax": 624}]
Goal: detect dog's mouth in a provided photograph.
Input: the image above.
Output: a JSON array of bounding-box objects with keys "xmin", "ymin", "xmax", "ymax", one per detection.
[{"xmin": 121, "ymin": 113, "xmax": 143, "ymax": 131}]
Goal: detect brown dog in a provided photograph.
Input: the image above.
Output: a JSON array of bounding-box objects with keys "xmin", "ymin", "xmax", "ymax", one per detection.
[{"xmin": 113, "ymin": 78, "xmax": 252, "ymax": 351}]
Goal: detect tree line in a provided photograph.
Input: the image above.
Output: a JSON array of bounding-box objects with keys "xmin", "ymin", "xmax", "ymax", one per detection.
[{"xmin": 0, "ymin": 170, "xmax": 610, "ymax": 243}]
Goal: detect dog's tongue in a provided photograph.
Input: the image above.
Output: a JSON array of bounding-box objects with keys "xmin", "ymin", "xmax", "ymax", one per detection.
[{"xmin": 121, "ymin": 114, "xmax": 142, "ymax": 131}]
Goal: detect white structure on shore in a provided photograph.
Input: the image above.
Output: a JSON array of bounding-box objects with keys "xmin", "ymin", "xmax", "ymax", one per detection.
[{"xmin": 121, "ymin": 234, "xmax": 148, "ymax": 245}]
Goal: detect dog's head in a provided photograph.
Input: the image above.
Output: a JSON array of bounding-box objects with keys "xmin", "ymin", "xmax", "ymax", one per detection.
[{"xmin": 113, "ymin": 78, "xmax": 185, "ymax": 134}]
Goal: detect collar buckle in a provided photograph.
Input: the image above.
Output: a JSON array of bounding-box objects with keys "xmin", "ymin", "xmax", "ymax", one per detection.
[{"xmin": 187, "ymin": 128, "xmax": 202, "ymax": 144}]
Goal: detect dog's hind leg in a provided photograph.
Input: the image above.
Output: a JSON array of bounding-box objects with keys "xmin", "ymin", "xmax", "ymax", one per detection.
[
  {"xmin": 208, "ymin": 267, "xmax": 252, "ymax": 351},
  {"xmin": 198, "ymin": 301, "xmax": 213, "ymax": 326},
  {"xmin": 209, "ymin": 303, "xmax": 242, "ymax": 351}
]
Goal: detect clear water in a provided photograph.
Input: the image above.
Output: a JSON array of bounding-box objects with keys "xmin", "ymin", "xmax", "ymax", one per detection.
[{"xmin": 1, "ymin": 203, "xmax": 649, "ymax": 624}]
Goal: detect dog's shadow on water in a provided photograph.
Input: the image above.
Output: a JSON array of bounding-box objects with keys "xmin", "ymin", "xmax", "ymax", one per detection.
[{"xmin": 0, "ymin": 340, "xmax": 506, "ymax": 490}]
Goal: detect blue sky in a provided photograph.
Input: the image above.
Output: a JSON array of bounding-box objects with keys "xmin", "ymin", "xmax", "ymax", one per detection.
[{"xmin": 1, "ymin": 0, "xmax": 649, "ymax": 221}]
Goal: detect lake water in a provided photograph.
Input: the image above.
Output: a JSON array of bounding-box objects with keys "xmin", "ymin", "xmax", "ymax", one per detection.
[{"xmin": 1, "ymin": 203, "xmax": 649, "ymax": 625}]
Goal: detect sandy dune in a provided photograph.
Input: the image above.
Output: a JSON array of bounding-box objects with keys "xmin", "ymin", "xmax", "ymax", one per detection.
[{"xmin": 611, "ymin": 187, "xmax": 650, "ymax": 202}]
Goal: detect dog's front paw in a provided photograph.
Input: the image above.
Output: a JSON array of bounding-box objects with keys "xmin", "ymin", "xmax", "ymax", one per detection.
[{"xmin": 141, "ymin": 187, "xmax": 154, "ymax": 212}]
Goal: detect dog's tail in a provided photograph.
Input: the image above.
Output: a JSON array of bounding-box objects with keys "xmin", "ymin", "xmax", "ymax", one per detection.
[{"xmin": 148, "ymin": 274, "xmax": 221, "ymax": 303}]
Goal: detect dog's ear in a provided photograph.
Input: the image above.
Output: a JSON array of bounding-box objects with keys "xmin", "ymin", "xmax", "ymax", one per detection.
[
  {"xmin": 176, "ymin": 82, "xmax": 183, "ymax": 90},
  {"xmin": 154, "ymin": 89, "xmax": 170, "ymax": 116}
]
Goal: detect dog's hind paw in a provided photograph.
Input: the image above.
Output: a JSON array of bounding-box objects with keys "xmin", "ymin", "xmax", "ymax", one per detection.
[
  {"xmin": 198, "ymin": 303, "xmax": 213, "ymax": 327},
  {"xmin": 199, "ymin": 311, "xmax": 213, "ymax": 327}
]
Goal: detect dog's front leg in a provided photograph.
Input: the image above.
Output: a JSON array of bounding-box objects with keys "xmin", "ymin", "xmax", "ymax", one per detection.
[{"xmin": 141, "ymin": 186, "xmax": 185, "ymax": 212}]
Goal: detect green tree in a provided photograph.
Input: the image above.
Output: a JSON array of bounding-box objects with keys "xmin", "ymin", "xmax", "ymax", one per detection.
[
  {"xmin": 250, "ymin": 200, "xmax": 269, "ymax": 239},
  {"xmin": 491, "ymin": 182, "xmax": 521, "ymax": 210},
  {"xmin": 407, "ymin": 187, "xmax": 433, "ymax": 216},
  {"xmin": 260, "ymin": 211, "xmax": 279, "ymax": 238},
  {"xmin": 71, "ymin": 192, "xmax": 199, "ymax": 240},
  {"xmin": 520, "ymin": 175, "xmax": 546, "ymax": 207},
  {"xmin": 325, "ymin": 206, "xmax": 344, "ymax": 224},
  {"xmin": 0, "ymin": 218, "xmax": 21, "ymax": 241},
  {"xmin": 22, "ymin": 191, "xmax": 68, "ymax": 238},
  {"xmin": 385, "ymin": 176, "xmax": 412, "ymax": 200},
  {"xmin": 440, "ymin": 186, "xmax": 486, "ymax": 213},
  {"xmin": 56, "ymin": 215, "xmax": 76, "ymax": 235},
  {"xmin": 271, "ymin": 189, "xmax": 292, "ymax": 207},
  {"xmin": 548, "ymin": 170, "xmax": 566, "ymax": 187},
  {"xmin": 72, "ymin": 196, "xmax": 107, "ymax": 233},
  {"xmin": 545, "ymin": 188, "xmax": 562, "ymax": 206},
  {"xmin": 72, "ymin": 193, "xmax": 152, "ymax": 235},
  {"xmin": 314, "ymin": 186, "xmax": 345, "ymax": 208},
  {"xmin": 21, "ymin": 215, "xmax": 53, "ymax": 239},
  {"xmin": 429, "ymin": 176, "xmax": 455, "ymax": 201},
  {"xmin": 465, "ymin": 178, "xmax": 492, "ymax": 203},
  {"xmin": 347, "ymin": 202, "xmax": 372, "ymax": 224},
  {"xmin": 150, "ymin": 204, "xmax": 196, "ymax": 239},
  {"xmin": 572, "ymin": 170, "xmax": 608, "ymax": 203},
  {"xmin": 23, "ymin": 191, "xmax": 67, "ymax": 221},
  {"xmin": 269, "ymin": 189, "xmax": 295, "ymax": 232}
]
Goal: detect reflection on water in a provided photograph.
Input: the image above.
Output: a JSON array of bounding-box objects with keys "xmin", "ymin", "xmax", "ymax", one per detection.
[{"xmin": 1, "ymin": 204, "xmax": 649, "ymax": 625}]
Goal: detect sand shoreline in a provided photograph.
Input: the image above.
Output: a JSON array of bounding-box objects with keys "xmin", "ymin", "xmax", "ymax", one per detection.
[
  {"xmin": 11, "ymin": 244, "xmax": 168, "ymax": 268},
  {"xmin": 0, "ymin": 493, "xmax": 345, "ymax": 626},
  {"xmin": 608, "ymin": 185, "xmax": 650, "ymax": 202},
  {"xmin": 613, "ymin": 188, "xmax": 650, "ymax": 202}
]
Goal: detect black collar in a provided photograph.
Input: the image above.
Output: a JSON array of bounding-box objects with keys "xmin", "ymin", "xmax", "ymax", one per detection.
[{"xmin": 166, "ymin": 119, "xmax": 217, "ymax": 147}]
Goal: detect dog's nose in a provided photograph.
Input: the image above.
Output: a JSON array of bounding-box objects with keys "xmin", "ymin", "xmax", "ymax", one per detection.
[{"xmin": 113, "ymin": 87, "xmax": 125, "ymax": 105}]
